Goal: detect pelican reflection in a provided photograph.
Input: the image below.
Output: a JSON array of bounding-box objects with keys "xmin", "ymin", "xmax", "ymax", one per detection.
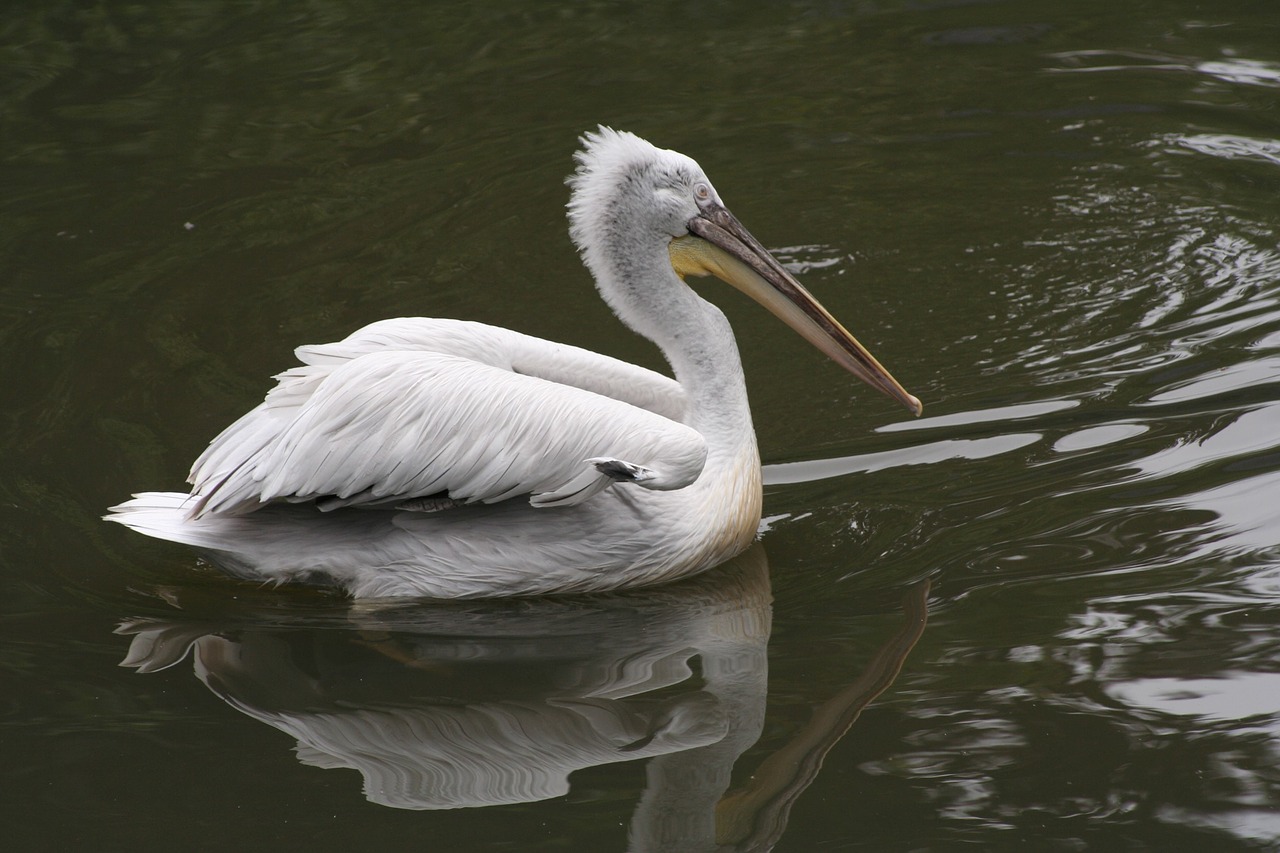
[{"xmin": 120, "ymin": 544, "xmax": 927, "ymax": 850}]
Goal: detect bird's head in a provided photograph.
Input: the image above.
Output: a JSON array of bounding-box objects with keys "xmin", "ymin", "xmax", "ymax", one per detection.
[{"xmin": 567, "ymin": 127, "xmax": 921, "ymax": 416}]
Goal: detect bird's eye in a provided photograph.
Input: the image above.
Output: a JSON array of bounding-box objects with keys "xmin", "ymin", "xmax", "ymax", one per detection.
[{"xmin": 694, "ymin": 182, "xmax": 712, "ymax": 202}]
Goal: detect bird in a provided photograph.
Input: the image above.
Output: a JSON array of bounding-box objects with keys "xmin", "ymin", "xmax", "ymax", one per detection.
[{"xmin": 106, "ymin": 127, "xmax": 921, "ymax": 599}]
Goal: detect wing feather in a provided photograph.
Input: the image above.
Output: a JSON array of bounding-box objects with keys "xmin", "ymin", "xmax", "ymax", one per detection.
[
  {"xmin": 296, "ymin": 318, "xmax": 687, "ymax": 420},
  {"xmin": 190, "ymin": 348, "xmax": 706, "ymax": 517}
]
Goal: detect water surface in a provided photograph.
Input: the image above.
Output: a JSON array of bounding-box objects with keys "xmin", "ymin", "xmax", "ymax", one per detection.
[{"xmin": 4, "ymin": 1, "xmax": 1280, "ymax": 849}]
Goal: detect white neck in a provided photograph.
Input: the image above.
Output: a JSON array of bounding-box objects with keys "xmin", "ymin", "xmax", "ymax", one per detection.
[{"xmin": 590, "ymin": 239, "xmax": 757, "ymax": 467}]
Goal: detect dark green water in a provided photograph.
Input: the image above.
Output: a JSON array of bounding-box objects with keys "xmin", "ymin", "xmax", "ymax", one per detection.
[{"xmin": 5, "ymin": 1, "xmax": 1280, "ymax": 849}]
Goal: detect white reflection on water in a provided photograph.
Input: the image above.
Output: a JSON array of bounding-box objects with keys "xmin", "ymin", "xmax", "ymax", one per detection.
[
  {"xmin": 117, "ymin": 544, "xmax": 929, "ymax": 851},
  {"xmin": 1142, "ymin": 358, "xmax": 1280, "ymax": 405},
  {"xmin": 1196, "ymin": 58, "xmax": 1280, "ymax": 88},
  {"xmin": 1052, "ymin": 423, "xmax": 1148, "ymax": 453},
  {"xmin": 1110, "ymin": 672, "xmax": 1280, "ymax": 721},
  {"xmin": 1125, "ymin": 402, "xmax": 1280, "ymax": 484},
  {"xmin": 766, "ymin": 34, "xmax": 1280, "ymax": 850},
  {"xmin": 863, "ymin": 711, "xmax": 1027, "ymax": 827},
  {"xmin": 1109, "ymin": 673, "xmax": 1280, "ymax": 845},
  {"xmin": 819, "ymin": 120, "xmax": 1280, "ymax": 840},
  {"xmin": 1159, "ymin": 468, "xmax": 1280, "ymax": 560},
  {"xmin": 1049, "ymin": 50, "xmax": 1280, "ymax": 90},
  {"xmin": 1053, "ymin": 432, "xmax": 1280, "ymax": 847},
  {"xmin": 1175, "ymin": 134, "xmax": 1280, "ymax": 168},
  {"xmin": 764, "ymin": 399, "xmax": 1087, "ymax": 486},
  {"xmin": 763, "ymin": 433, "xmax": 1041, "ymax": 486},
  {"xmin": 122, "ymin": 550, "xmax": 773, "ymax": 816}
]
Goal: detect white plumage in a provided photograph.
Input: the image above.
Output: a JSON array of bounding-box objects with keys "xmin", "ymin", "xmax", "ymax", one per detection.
[
  {"xmin": 189, "ymin": 319, "xmax": 705, "ymax": 515},
  {"xmin": 107, "ymin": 128, "xmax": 919, "ymax": 598}
]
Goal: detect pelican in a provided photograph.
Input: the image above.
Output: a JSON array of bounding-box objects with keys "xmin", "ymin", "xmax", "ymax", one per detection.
[{"xmin": 107, "ymin": 128, "xmax": 921, "ymax": 598}]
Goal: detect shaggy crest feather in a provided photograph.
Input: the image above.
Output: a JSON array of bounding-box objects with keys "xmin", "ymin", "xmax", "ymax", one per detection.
[{"xmin": 566, "ymin": 127, "xmax": 705, "ymax": 267}]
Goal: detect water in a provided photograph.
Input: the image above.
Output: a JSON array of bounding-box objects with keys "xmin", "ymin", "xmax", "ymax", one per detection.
[{"xmin": 4, "ymin": 1, "xmax": 1280, "ymax": 849}]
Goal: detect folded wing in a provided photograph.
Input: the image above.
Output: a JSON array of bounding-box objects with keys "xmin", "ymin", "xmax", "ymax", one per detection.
[{"xmin": 188, "ymin": 321, "xmax": 705, "ymax": 518}]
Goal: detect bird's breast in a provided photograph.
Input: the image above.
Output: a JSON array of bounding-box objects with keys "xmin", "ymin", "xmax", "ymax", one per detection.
[{"xmin": 687, "ymin": 442, "xmax": 764, "ymax": 569}]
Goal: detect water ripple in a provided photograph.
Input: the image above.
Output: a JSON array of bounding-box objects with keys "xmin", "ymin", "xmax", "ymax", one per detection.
[
  {"xmin": 1049, "ymin": 49, "xmax": 1280, "ymax": 90},
  {"xmin": 1172, "ymin": 133, "xmax": 1280, "ymax": 168}
]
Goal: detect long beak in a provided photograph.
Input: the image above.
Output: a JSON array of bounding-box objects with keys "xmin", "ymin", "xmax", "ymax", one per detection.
[{"xmin": 670, "ymin": 205, "xmax": 922, "ymax": 416}]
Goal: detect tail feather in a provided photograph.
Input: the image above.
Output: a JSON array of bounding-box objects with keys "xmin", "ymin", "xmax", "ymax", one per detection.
[
  {"xmin": 105, "ymin": 492, "xmax": 251, "ymax": 550},
  {"xmin": 105, "ymin": 492, "xmax": 408, "ymax": 591}
]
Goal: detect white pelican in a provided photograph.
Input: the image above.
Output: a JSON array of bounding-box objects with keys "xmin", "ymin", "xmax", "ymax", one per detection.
[{"xmin": 107, "ymin": 128, "xmax": 921, "ymax": 598}]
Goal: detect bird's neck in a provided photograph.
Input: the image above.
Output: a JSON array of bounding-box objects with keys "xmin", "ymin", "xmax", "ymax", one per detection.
[{"xmin": 594, "ymin": 246, "xmax": 757, "ymax": 460}]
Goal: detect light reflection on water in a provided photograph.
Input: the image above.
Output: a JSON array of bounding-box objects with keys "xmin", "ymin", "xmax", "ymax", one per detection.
[{"xmin": 751, "ymin": 49, "xmax": 1280, "ymax": 840}]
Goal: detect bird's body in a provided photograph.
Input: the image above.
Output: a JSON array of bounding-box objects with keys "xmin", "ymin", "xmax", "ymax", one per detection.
[{"xmin": 108, "ymin": 129, "xmax": 919, "ymax": 598}]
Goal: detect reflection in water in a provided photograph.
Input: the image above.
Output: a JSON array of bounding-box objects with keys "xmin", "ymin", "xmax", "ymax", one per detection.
[
  {"xmin": 121, "ymin": 548, "xmax": 774, "ymax": 815},
  {"xmin": 766, "ymin": 96, "xmax": 1280, "ymax": 843},
  {"xmin": 764, "ymin": 433, "xmax": 1042, "ymax": 485},
  {"xmin": 118, "ymin": 535, "xmax": 927, "ymax": 850},
  {"xmin": 1050, "ymin": 49, "xmax": 1280, "ymax": 90}
]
